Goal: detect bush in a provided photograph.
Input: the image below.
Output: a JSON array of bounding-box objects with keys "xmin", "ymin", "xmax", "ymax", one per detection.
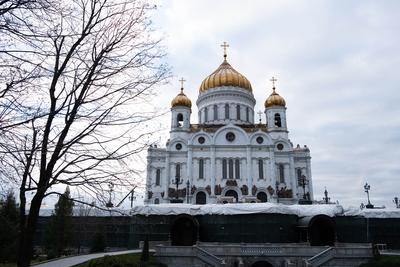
[
  {"xmin": 360, "ymin": 255, "xmax": 400, "ymax": 267},
  {"xmin": 90, "ymin": 232, "xmax": 105, "ymax": 253}
]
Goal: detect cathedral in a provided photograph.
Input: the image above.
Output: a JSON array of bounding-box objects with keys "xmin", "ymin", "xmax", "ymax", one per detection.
[{"xmin": 145, "ymin": 44, "xmax": 313, "ymax": 205}]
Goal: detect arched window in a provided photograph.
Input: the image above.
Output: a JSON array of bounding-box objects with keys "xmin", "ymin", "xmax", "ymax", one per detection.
[
  {"xmin": 235, "ymin": 159, "xmax": 240, "ymax": 179},
  {"xmin": 225, "ymin": 104, "xmax": 230, "ymax": 119},
  {"xmin": 297, "ymin": 169, "xmax": 302, "ymax": 185},
  {"xmin": 274, "ymin": 113, "xmax": 282, "ymax": 127},
  {"xmin": 236, "ymin": 105, "xmax": 240, "ymax": 120},
  {"xmin": 279, "ymin": 164, "xmax": 285, "ymax": 183},
  {"xmin": 257, "ymin": 192, "xmax": 268, "ymax": 203},
  {"xmin": 199, "ymin": 159, "xmax": 204, "ymax": 179},
  {"xmin": 258, "ymin": 159, "xmax": 264, "ymax": 180},
  {"xmin": 177, "ymin": 113, "xmax": 183, "ymax": 127},
  {"xmin": 176, "ymin": 163, "xmax": 181, "ymax": 179},
  {"xmin": 228, "ymin": 159, "xmax": 234, "ymax": 179},
  {"xmin": 154, "ymin": 198, "xmax": 160, "ymax": 204},
  {"xmin": 246, "ymin": 107, "xmax": 249, "ymax": 122},
  {"xmin": 204, "ymin": 107, "xmax": 208, "ymax": 121},
  {"xmin": 213, "ymin": 105, "xmax": 218, "ymax": 120},
  {"xmin": 198, "ymin": 111, "xmax": 202, "ymax": 123},
  {"xmin": 222, "ymin": 159, "xmax": 227, "ymax": 179},
  {"xmin": 155, "ymin": 169, "xmax": 161, "ymax": 186}
]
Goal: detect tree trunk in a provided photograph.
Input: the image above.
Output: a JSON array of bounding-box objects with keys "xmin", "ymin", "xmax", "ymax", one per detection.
[{"xmin": 17, "ymin": 192, "xmax": 44, "ymax": 267}]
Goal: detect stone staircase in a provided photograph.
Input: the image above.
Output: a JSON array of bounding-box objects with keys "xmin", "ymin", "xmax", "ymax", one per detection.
[
  {"xmin": 306, "ymin": 247, "xmax": 335, "ymax": 267},
  {"xmin": 194, "ymin": 246, "xmax": 226, "ymax": 267}
]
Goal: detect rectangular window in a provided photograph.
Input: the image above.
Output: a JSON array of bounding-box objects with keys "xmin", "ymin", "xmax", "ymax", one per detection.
[
  {"xmin": 156, "ymin": 169, "xmax": 161, "ymax": 186},
  {"xmin": 199, "ymin": 159, "xmax": 204, "ymax": 179},
  {"xmin": 246, "ymin": 107, "xmax": 249, "ymax": 122},
  {"xmin": 279, "ymin": 164, "xmax": 285, "ymax": 183},
  {"xmin": 258, "ymin": 159, "xmax": 264, "ymax": 179},
  {"xmin": 204, "ymin": 107, "xmax": 208, "ymax": 121},
  {"xmin": 225, "ymin": 104, "xmax": 230, "ymax": 119},
  {"xmin": 222, "ymin": 159, "xmax": 227, "ymax": 179},
  {"xmin": 214, "ymin": 105, "xmax": 218, "ymax": 120},
  {"xmin": 235, "ymin": 159, "xmax": 240, "ymax": 179},
  {"xmin": 236, "ymin": 105, "xmax": 240, "ymax": 120},
  {"xmin": 228, "ymin": 159, "xmax": 234, "ymax": 179},
  {"xmin": 297, "ymin": 169, "xmax": 302, "ymax": 186}
]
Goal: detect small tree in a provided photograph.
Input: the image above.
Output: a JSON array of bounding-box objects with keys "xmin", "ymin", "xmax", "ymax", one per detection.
[
  {"xmin": 0, "ymin": 191, "xmax": 19, "ymax": 263},
  {"xmin": 140, "ymin": 235, "xmax": 149, "ymax": 263},
  {"xmin": 45, "ymin": 187, "xmax": 74, "ymax": 258}
]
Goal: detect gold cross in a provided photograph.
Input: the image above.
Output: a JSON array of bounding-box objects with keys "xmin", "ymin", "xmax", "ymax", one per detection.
[
  {"xmin": 270, "ymin": 76, "xmax": 277, "ymax": 88},
  {"xmin": 257, "ymin": 111, "xmax": 263, "ymax": 123},
  {"xmin": 179, "ymin": 77, "xmax": 186, "ymax": 90},
  {"xmin": 220, "ymin": 41, "xmax": 230, "ymax": 59}
]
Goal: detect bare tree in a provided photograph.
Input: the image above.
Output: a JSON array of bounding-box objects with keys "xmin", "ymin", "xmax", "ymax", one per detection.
[{"xmin": 0, "ymin": 0, "xmax": 168, "ymax": 266}]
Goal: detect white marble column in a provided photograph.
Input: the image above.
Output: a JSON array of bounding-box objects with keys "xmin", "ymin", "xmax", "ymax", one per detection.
[
  {"xmin": 164, "ymin": 154, "xmax": 170, "ymax": 200},
  {"xmin": 306, "ymin": 158, "xmax": 314, "ymax": 200},
  {"xmin": 246, "ymin": 146, "xmax": 252, "ymax": 190},
  {"xmin": 211, "ymin": 146, "xmax": 216, "ymax": 196},
  {"xmin": 289, "ymin": 156, "xmax": 297, "ymax": 198},
  {"xmin": 188, "ymin": 147, "xmax": 193, "ymax": 185}
]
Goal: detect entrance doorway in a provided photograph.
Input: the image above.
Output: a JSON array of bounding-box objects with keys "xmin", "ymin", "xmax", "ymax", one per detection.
[
  {"xmin": 309, "ymin": 215, "xmax": 335, "ymax": 246},
  {"xmin": 195, "ymin": 191, "xmax": 206, "ymax": 204},
  {"xmin": 256, "ymin": 192, "xmax": 268, "ymax": 202},
  {"xmin": 225, "ymin": 190, "xmax": 238, "ymax": 202},
  {"xmin": 171, "ymin": 216, "xmax": 198, "ymax": 246}
]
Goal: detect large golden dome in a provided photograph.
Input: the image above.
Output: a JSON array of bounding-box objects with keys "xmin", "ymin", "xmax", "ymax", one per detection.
[
  {"xmin": 265, "ymin": 87, "xmax": 286, "ymax": 108},
  {"xmin": 171, "ymin": 88, "xmax": 192, "ymax": 108},
  {"xmin": 199, "ymin": 59, "xmax": 252, "ymax": 92}
]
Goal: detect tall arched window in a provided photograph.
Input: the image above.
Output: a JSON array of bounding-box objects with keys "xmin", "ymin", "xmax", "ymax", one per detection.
[
  {"xmin": 222, "ymin": 159, "xmax": 227, "ymax": 179},
  {"xmin": 199, "ymin": 159, "xmax": 204, "ymax": 179},
  {"xmin": 279, "ymin": 164, "xmax": 285, "ymax": 183},
  {"xmin": 225, "ymin": 104, "xmax": 230, "ymax": 119},
  {"xmin": 235, "ymin": 159, "xmax": 240, "ymax": 179},
  {"xmin": 154, "ymin": 198, "xmax": 160, "ymax": 204},
  {"xmin": 228, "ymin": 159, "xmax": 234, "ymax": 179},
  {"xmin": 213, "ymin": 105, "xmax": 218, "ymax": 120},
  {"xmin": 274, "ymin": 113, "xmax": 282, "ymax": 127},
  {"xmin": 258, "ymin": 159, "xmax": 264, "ymax": 180},
  {"xmin": 177, "ymin": 113, "xmax": 183, "ymax": 127},
  {"xmin": 246, "ymin": 107, "xmax": 249, "ymax": 122},
  {"xmin": 198, "ymin": 111, "xmax": 202, "ymax": 123},
  {"xmin": 236, "ymin": 105, "xmax": 240, "ymax": 120},
  {"xmin": 155, "ymin": 169, "xmax": 161, "ymax": 186},
  {"xmin": 176, "ymin": 163, "xmax": 181, "ymax": 179},
  {"xmin": 204, "ymin": 107, "xmax": 208, "ymax": 122}
]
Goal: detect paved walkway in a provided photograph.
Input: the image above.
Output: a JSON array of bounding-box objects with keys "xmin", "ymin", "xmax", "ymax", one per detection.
[{"xmin": 32, "ymin": 249, "xmax": 141, "ymax": 267}]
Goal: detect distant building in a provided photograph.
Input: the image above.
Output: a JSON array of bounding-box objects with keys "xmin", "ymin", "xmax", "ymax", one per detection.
[{"xmin": 145, "ymin": 45, "xmax": 313, "ymax": 204}]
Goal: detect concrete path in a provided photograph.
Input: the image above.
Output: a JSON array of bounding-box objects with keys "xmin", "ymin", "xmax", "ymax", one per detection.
[{"xmin": 31, "ymin": 249, "xmax": 141, "ymax": 267}]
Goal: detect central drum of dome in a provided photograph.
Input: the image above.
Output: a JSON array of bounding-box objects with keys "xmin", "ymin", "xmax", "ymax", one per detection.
[{"xmin": 199, "ymin": 59, "xmax": 252, "ymax": 92}]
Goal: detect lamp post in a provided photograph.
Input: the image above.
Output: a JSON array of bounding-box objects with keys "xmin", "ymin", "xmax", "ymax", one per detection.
[
  {"xmin": 323, "ymin": 187, "xmax": 330, "ymax": 204},
  {"xmin": 186, "ymin": 180, "xmax": 190, "ymax": 204},
  {"xmin": 172, "ymin": 175, "xmax": 183, "ymax": 203},
  {"xmin": 275, "ymin": 180, "xmax": 280, "ymax": 203},
  {"xmin": 299, "ymin": 175, "xmax": 309, "ymax": 200},
  {"xmin": 394, "ymin": 197, "xmax": 399, "ymax": 209},
  {"xmin": 106, "ymin": 182, "xmax": 114, "ymax": 208},
  {"xmin": 364, "ymin": 182, "xmax": 374, "ymax": 209}
]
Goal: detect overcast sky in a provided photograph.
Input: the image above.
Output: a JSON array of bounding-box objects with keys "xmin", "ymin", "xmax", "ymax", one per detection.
[{"xmin": 144, "ymin": 0, "xmax": 400, "ymax": 208}]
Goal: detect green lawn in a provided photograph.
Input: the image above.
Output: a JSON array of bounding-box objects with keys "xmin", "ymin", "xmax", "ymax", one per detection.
[
  {"xmin": 360, "ymin": 255, "xmax": 400, "ymax": 267},
  {"xmin": 72, "ymin": 252, "xmax": 167, "ymax": 267}
]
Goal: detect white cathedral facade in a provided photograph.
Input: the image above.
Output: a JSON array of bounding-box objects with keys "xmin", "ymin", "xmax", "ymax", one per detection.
[{"xmin": 145, "ymin": 46, "xmax": 313, "ymax": 205}]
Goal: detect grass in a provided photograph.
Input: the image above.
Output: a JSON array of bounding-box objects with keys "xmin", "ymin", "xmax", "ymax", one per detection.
[
  {"xmin": 72, "ymin": 252, "xmax": 166, "ymax": 267},
  {"xmin": 360, "ymin": 255, "xmax": 400, "ymax": 267}
]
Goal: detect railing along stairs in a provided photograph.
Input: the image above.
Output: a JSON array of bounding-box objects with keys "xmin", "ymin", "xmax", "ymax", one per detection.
[{"xmin": 306, "ymin": 247, "xmax": 335, "ymax": 267}]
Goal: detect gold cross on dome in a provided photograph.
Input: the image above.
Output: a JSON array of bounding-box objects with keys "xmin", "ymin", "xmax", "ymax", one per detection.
[
  {"xmin": 270, "ymin": 76, "xmax": 277, "ymax": 88},
  {"xmin": 179, "ymin": 77, "xmax": 186, "ymax": 90},
  {"xmin": 220, "ymin": 41, "xmax": 230, "ymax": 59}
]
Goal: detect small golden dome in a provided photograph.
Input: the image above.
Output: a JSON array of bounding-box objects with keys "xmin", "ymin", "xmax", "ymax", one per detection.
[
  {"xmin": 199, "ymin": 59, "xmax": 252, "ymax": 92},
  {"xmin": 171, "ymin": 87, "xmax": 192, "ymax": 108},
  {"xmin": 265, "ymin": 87, "xmax": 286, "ymax": 108}
]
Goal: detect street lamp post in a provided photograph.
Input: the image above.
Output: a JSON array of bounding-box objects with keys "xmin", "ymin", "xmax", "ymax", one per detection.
[
  {"xmin": 394, "ymin": 197, "xmax": 399, "ymax": 209},
  {"xmin": 275, "ymin": 181, "xmax": 280, "ymax": 203},
  {"xmin": 323, "ymin": 187, "xmax": 330, "ymax": 204},
  {"xmin": 364, "ymin": 182, "xmax": 374, "ymax": 209},
  {"xmin": 299, "ymin": 175, "xmax": 309, "ymax": 200},
  {"xmin": 186, "ymin": 180, "xmax": 190, "ymax": 204},
  {"xmin": 171, "ymin": 175, "xmax": 183, "ymax": 203},
  {"xmin": 106, "ymin": 182, "xmax": 114, "ymax": 208}
]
